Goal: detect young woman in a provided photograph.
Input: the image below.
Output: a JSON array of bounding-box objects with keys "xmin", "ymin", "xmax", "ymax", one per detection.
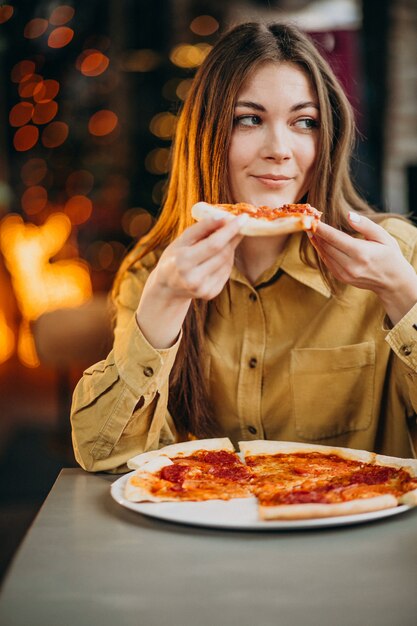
[{"xmin": 71, "ymin": 22, "xmax": 417, "ymax": 472}]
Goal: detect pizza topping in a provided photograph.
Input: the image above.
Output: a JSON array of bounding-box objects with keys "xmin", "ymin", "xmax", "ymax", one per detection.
[
  {"xmin": 125, "ymin": 441, "xmax": 417, "ymax": 517},
  {"xmin": 213, "ymin": 202, "xmax": 321, "ymax": 223}
]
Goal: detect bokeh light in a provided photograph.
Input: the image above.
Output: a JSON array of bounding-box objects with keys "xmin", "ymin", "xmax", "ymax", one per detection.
[
  {"xmin": 64, "ymin": 195, "xmax": 93, "ymax": 225},
  {"xmin": 32, "ymin": 100, "xmax": 58, "ymax": 125},
  {"xmin": 190, "ymin": 15, "xmax": 219, "ymax": 36},
  {"xmin": 65, "ymin": 170, "xmax": 94, "ymax": 196},
  {"xmin": 11, "ymin": 60, "xmax": 36, "ymax": 83},
  {"xmin": 176, "ymin": 79, "xmax": 193, "ymax": 100},
  {"xmin": 79, "ymin": 50, "xmax": 109, "ymax": 76},
  {"xmin": 169, "ymin": 43, "xmax": 212, "ymax": 68},
  {"xmin": 149, "ymin": 112, "xmax": 177, "ymax": 139},
  {"xmin": 121, "ymin": 208, "xmax": 153, "ymax": 239},
  {"xmin": 41, "ymin": 121, "xmax": 69, "ymax": 148},
  {"xmin": 21, "ymin": 186, "xmax": 48, "ymax": 215},
  {"xmin": 21, "ymin": 159, "xmax": 48, "ymax": 186},
  {"xmin": 33, "ymin": 79, "xmax": 60, "ymax": 103},
  {"xmin": 49, "ymin": 5, "xmax": 75, "ymax": 26},
  {"xmin": 0, "ymin": 4, "xmax": 14, "ymax": 24},
  {"xmin": 24, "ymin": 18, "xmax": 48, "ymax": 39},
  {"xmin": 9, "ymin": 102, "xmax": 34, "ymax": 127},
  {"xmin": 19, "ymin": 74, "xmax": 43, "ymax": 98},
  {"xmin": 88, "ymin": 110, "xmax": 118, "ymax": 136},
  {"xmin": 145, "ymin": 148, "xmax": 170, "ymax": 175},
  {"xmin": 14, "ymin": 126, "xmax": 39, "ymax": 152},
  {"xmin": 48, "ymin": 26, "xmax": 74, "ymax": 49}
]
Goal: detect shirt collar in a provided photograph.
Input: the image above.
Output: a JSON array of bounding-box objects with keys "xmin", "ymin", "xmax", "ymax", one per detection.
[{"xmin": 231, "ymin": 233, "xmax": 331, "ymax": 298}]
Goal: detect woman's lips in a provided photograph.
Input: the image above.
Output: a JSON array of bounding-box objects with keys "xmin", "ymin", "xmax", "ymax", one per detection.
[{"xmin": 252, "ymin": 175, "xmax": 293, "ymax": 189}]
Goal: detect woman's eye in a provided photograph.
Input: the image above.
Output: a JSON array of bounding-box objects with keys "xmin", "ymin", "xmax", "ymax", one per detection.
[
  {"xmin": 234, "ymin": 115, "xmax": 262, "ymax": 127},
  {"xmin": 294, "ymin": 118, "xmax": 319, "ymax": 130}
]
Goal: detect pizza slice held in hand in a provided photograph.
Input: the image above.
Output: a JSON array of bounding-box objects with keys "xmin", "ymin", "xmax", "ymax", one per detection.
[{"xmin": 191, "ymin": 201, "xmax": 322, "ymax": 236}]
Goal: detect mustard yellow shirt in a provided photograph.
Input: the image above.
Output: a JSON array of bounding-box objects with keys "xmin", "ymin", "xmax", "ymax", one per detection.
[{"xmin": 71, "ymin": 217, "xmax": 417, "ymax": 472}]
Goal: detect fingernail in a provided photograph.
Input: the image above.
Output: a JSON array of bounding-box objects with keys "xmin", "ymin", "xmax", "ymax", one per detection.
[
  {"xmin": 348, "ymin": 211, "xmax": 361, "ymax": 223},
  {"xmin": 306, "ymin": 231, "xmax": 313, "ymax": 239}
]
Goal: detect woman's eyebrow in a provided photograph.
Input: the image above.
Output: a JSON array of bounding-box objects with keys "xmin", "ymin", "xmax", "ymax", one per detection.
[
  {"xmin": 235, "ymin": 100, "xmax": 266, "ymax": 111},
  {"xmin": 290, "ymin": 101, "xmax": 319, "ymax": 112},
  {"xmin": 235, "ymin": 100, "xmax": 319, "ymax": 112}
]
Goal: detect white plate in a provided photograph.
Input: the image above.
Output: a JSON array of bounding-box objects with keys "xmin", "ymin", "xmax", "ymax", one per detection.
[{"xmin": 111, "ymin": 472, "xmax": 412, "ymax": 531}]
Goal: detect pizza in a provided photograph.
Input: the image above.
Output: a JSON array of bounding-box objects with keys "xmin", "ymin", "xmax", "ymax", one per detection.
[
  {"xmin": 124, "ymin": 439, "xmax": 417, "ymax": 521},
  {"xmin": 191, "ymin": 201, "xmax": 322, "ymax": 236}
]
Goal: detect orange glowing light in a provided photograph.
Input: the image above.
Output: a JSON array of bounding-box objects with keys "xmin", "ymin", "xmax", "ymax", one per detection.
[
  {"xmin": 17, "ymin": 321, "xmax": 40, "ymax": 368},
  {"xmin": 80, "ymin": 51, "xmax": 109, "ymax": 76},
  {"xmin": 32, "ymin": 100, "xmax": 58, "ymax": 125},
  {"xmin": 0, "ymin": 310, "xmax": 15, "ymax": 364},
  {"xmin": 0, "ymin": 213, "xmax": 92, "ymax": 322},
  {"xmin": 190, "ymin": 15, "xmax": 219, "ymax": 36},
  {"xmin": 14, "ymin": 125, "xmax": 39, "ymax": 152},
  {"xmin": 49, "ymin": 5, "xmax": 75, "ymax": 26},
  {"xmin": 21, "ymin": 186, "xmax": 48, "ymax": 215},
  {"xmin": 41, "ymin": 121, "xmax": 69, "ymax": 148},
  {"xmin": 33, "ymin": 79, "xmax": 60, "ymax": 103},
  {"xmin": 64, "ymin": 195, "xmax": 93, "ymax": 225},
  {"xmin": 0, "ymin": 4, "xmax": 14, "ymax": 24},
  {"xmin": 169, "ymin": 43, "xmax": 212, "ymax": 68},
  {"xmin": 48, "ymin": 26, "xmax": 74, "ymax": 49},
  {"xmin": 9, "ymin": 102, "xmax": 34, "ymax": 127},
  {"xmin": 11, "ymin": 60, "xmax": 36, "ymax": 83},
  {"xmin": 149, "ymin": 112, "xmax": 177, "ymax": 139},
  {"xmin": 18, "ymin": 74, "xmax": 43, "ymax": 98},
  {"xmin": 24, "ymin": 18, "xmax": 49, "ymax": 39},
  {"xmin": 88, "ymin": 110, "xmax": 118, "ymax": 136},
  {"xmin": 66, "ymin": 170, "xmax": 94, "ymax": 196},
  {"xmin": 21, "ymin": 158, "xmax": 48, "ymax": 186}
]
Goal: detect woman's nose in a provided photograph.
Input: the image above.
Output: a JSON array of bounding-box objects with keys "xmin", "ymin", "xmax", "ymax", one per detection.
[{"xmin": 260, "ymin": 126, "xmax": 292, "ymax": 161}]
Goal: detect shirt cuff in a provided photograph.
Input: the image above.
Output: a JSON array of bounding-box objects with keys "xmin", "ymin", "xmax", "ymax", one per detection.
[
  {"xmin": 114, "ymin": 314, "xmax": 182, "ymax": 395},
  {"xmin": 385, "ymin": 301, "xmax": 417, "ymax": 370}
]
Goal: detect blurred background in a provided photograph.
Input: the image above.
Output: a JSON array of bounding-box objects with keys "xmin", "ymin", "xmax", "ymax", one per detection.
[{"xmin": 0, "ymin": 0, "xmax": 416, "ymax": 582}]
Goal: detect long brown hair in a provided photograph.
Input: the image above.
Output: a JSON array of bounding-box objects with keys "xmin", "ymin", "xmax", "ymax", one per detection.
[{"xmin": 113, "ymin": 22, "xmax": 375, "ymax": 438}]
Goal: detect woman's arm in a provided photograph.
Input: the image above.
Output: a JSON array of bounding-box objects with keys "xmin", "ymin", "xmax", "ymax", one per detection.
[
  {"xmin": 136, "ymin": 214, "xmax": 247, "ymax": 348},
  {"xmin": 70, "ymin": 215, "xmax": 246, "ymax": 472}
]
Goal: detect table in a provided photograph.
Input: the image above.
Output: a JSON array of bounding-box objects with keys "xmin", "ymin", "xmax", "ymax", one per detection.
[{"xmin": 1, "ymin": 469, "xmax": 416, "ymax": 626}]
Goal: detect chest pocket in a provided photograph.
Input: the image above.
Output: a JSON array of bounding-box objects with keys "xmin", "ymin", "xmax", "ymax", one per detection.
[{"xmin": 290, "ymin": 341, "xmax": 375, "ymax": 440}]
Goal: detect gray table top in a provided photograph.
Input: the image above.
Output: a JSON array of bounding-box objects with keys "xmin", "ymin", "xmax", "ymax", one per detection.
[{"xmin": 1, "ymin": 468, "xmax": 417, "ymax": 626}]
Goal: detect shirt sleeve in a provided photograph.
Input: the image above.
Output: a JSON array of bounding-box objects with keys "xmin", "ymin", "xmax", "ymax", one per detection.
[{"xmin": 70, "ymin": 261, "xmax": 181, "ymax": 473}]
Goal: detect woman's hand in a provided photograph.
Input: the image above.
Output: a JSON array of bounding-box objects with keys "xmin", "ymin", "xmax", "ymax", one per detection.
[
  {"xmin": 310, "ymin": 212, "xmax": 417, "ymax": 325},
  {"xmin": 136, "ymin": 215, "xmax": 247, "ymax": 348}
]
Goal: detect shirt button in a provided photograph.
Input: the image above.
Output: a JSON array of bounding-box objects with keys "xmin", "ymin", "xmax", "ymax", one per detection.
[
  {"xmin": 400, "ymin": 345, "xmax": 412, "ymax": 356},
  {"xmin": 249, "ymin": 292, "xmax": 257, "ymax": 302},
  {"xmin": 143, "ymin": 366, "xmax": 154, "ymax": 377},
  {"xmin": 249, "ymin": 357, "xmax": 257, "ymax": 368},
  {"xmin": 248, "ymin": 426, "xmax": 257, "ymax": 435}
]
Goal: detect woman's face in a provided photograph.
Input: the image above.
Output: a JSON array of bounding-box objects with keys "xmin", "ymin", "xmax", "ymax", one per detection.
[{"xmin": 228, "ymin": 62, "xmax": 320, "ymax": 207}]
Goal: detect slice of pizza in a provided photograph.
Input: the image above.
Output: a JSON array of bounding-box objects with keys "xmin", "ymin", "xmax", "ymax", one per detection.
[
  {"xmin": 191, "ymin": 201, "xmax": 322, "ymax": 236},
  {"xmin": 239, "ymin": 441, "xmax": 417, "ymax": 520},
  {"xmin": 125, "ymin": 438, "xmax": 253, "ymax": 503}
]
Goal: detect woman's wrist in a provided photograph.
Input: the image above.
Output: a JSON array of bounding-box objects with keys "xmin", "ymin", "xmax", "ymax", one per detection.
[
  {"xmin": 135, "ymin": 278, "xmax": 191, "ymax": 349},
  {"xmin": 375, "ymin": 268, "xmax": 417, "ymax": 326}
]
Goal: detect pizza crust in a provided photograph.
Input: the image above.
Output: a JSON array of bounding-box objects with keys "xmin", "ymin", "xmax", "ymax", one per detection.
[
  {"xmin": 238, "ymin": 440, "xmax": 374, "ymax": 464},
  {"xmin": 127, "ymin": 437, "xmax": 235, "ymax": 470},
  {"xmin": 259, "ymin": 494, "xmax": 398, "ymax": 520},
  {"xmin": 191, "ymin": 202, "xmax": 317, "ymax": 237}
]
